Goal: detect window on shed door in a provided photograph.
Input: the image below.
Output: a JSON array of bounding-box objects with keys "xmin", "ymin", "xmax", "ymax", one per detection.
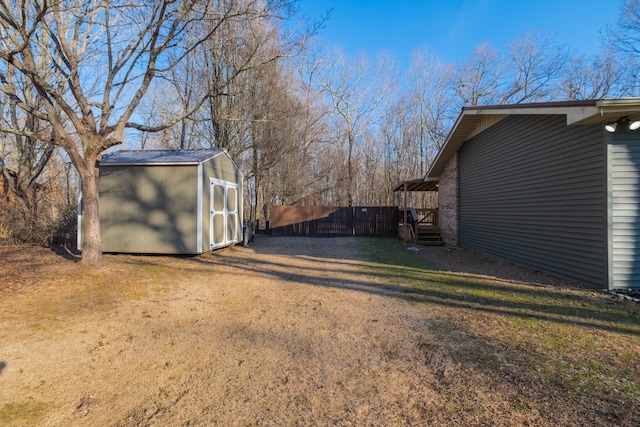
[
  {"xmin": 212, "ymin": 183, "xmax": 225, "ymax": 245},
  {"xmin": 227, "ymin": 186, "xmax": 237, "ymax": 242}
]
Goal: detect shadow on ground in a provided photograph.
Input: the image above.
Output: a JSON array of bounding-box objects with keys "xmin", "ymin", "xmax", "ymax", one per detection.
[{"xmin": 193, "ymin": 236, "xmax": 640, "ymax": 338}]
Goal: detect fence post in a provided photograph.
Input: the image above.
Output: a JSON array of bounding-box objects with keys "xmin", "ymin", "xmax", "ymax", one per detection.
[{"xmin": 352, "ymin": 206, "xmax": 355, "ymax": 236}]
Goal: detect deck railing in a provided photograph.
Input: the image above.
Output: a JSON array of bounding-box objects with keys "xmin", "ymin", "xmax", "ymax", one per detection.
[
  {"xmin": 399, "ymin": 208, "xmax": 438, "ymax": 242},
  {"xmin": 400, "ymin": 208, "xmax": 438, "ymax": 227}
]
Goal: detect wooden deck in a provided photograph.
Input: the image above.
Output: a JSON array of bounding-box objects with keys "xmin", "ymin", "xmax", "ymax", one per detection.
[{"xmin": 399, "ymin": 208, "xmax": 443, "ymax": 246}]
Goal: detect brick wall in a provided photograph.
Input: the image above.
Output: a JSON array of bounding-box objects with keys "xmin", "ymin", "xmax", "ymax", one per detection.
[{"xmin": 438, "ymin": 152, "xmax": 458, "ymax": 245}]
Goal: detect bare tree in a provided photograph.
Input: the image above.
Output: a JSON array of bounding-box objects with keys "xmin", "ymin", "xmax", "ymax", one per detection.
[
  {"xmin": 245, "ymin": 57, "xmax": 305, "ymax": 222},
  {"xmin": 609, "ymin": 0, "xmax": 640, "ymax": 56},
  {"xmin": 499, "ymin": 32, "xmax": 567, "ymax": 104},
  {"xmin": 407, "ymin": 48, "xmax": 455, "ymax": 165},
  {"xmin": 452, "ymin": 43, "xmax": 500, "ymax": 106},
  {"xmin": 559, "ymin": 54, "xmax": 622, "ymax": 100},
  {"xmin": 319, "ymin": 49, "xmax": 390, "ymax": 206},
  {"xmin": 452, "ymin": 35, "xmax": 569, "ymax": 107},
  {"xmin": 0, "ymin": 0, "xmax": 296, "ymax": 264},
  {"xmin": 166, "ymin": 51, "xmax": 200, "ymax": 150},
  {"xmin": 606, "ymin": 0, "xmax": 640, "ymax": 96},
  {"xmin": 0, "ymin": 67, "xmax": 54, "ymax": 212},
  {"xmin": 353, "ymin": 53, "xmax": 399, "ymax": 206}
]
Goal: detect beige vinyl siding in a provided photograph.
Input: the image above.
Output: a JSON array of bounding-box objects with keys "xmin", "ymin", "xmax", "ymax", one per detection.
[
  {"xmin": 609, "ymin": 135, "xmax": 640, "ymax": 288},
  {"xmin": 458, "ymin": 114, "xmax": 607, "ymax": 287}
]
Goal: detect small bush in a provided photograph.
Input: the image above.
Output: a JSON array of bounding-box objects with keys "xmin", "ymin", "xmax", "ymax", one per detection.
[
  {"xmin": 49, "ymin": 206, "xmax": 77, "ymax": 246},
  {"xmin": 0, "ymin": 201, "xmax": 76, "ymax": 247}
]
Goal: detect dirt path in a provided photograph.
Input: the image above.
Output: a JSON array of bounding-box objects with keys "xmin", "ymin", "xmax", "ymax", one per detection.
[{"xmin": 0, "ymin": 237, "xmax": 442, "ymax": 426}]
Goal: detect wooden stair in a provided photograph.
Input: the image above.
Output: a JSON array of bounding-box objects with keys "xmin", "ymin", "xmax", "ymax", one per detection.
[{"xmin": 416, "ymin": 226, "xmax": 443, "ymax": 246}]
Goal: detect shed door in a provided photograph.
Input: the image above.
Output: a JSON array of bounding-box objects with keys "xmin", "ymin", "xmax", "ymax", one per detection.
[
  {"xmin": 610, "ymin": 137, "xmax": 640, "ymax": 288},
  {"xmin": 226, "ymin": 184, "xmax": 238, "ymax": 243},
  {"xmin": 210, "ymin": 178, "xmax": 239, "ymax": 249}
]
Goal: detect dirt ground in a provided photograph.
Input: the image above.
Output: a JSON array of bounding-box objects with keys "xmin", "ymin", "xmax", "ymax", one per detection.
[
  {"xmin": 1, "ymin": 237, "xmax": 440, "ymax": 426},
  {"xmin": 0, "ymin": 236, "xmax": 633, "ymax": 426},
  {"xmin": 408, "ymin": 244, "xmax": 579, "ymax": 288}
]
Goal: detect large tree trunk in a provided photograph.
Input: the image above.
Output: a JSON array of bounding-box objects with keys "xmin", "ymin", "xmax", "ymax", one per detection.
[
  {"xmin": 78, "ymin": 157, "xmax": 102, "ymax": 265},
  {"xmin": 347, "ymin": 133, "xmax": 354, "ymax": 207}
]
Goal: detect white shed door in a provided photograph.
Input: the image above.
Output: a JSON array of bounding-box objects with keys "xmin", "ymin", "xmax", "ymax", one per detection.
[
  {"xmin": 610, "ymin": 138, "xmax": 640, "ymax": 289},
  {"xmin": 210, "ymin": 179, "xmax": 239, "ymax": 249}
]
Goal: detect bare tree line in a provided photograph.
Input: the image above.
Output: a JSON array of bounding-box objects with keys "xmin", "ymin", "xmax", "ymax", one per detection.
[{"xmin": 0, "ymin": 0, "xmax": 638, "ymax": 263}]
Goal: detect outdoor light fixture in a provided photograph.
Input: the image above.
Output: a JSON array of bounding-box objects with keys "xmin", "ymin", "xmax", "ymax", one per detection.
[{"xmin": 605, "ymin": 117, "xmax": 640, "ymax": 133}]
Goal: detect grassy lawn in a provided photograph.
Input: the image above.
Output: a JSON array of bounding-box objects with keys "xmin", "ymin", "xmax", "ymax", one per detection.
[
  {"xmin": 1, "ymin": 238, "xmax": 638, "ymax": 426},
  {"xmin": 358, "ymin": 238, "xmax": 640, "ymax": 425}
]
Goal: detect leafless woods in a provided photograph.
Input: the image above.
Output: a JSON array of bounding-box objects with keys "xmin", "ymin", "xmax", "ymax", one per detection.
[{"xmin": 0, "ymin": 0, "xmax": 638, "ymax": 262}]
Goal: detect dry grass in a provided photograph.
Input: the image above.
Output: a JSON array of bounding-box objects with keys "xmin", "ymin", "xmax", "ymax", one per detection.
[
  {"xmin": 0, "ymin": 237, "xmax": 638, "ymax": 426},
  {"xmin": 361, "ymin": 239, "xmax": 640, "ymax": 425}
]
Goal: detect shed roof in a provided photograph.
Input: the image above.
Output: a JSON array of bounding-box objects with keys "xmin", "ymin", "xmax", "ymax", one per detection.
[
  {"xmin": 426, "ymin": 98, "xmax": 640, "ymax": 178},
  {"xmin": 100, "ymin": 149, "xmax": 227, "ymax": 166}
]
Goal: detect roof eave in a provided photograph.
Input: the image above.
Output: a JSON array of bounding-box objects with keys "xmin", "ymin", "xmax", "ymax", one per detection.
[
  {"xmin": 426, "ymin": 98, "xmax": 640, "ymax": 178},
  {"xmin": 100, "ymin": 161, "xmax": 203, "ymax": 166},
  {"xmin": 392, "ymin": 177, "xmax": 439, "ymax": 192}
]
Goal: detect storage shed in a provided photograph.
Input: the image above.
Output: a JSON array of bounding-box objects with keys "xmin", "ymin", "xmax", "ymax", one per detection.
[
  {"xmin": 425, "ymin": 98, "xmax": 640, "ymax": 290},
  {"xmin": 84, "ymin": 149, "xmax": 243, "ymax": 254}
]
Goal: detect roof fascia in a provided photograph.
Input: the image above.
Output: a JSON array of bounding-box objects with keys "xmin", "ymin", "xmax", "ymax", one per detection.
[
  {"xmin": 100, "ymin": 149, "xmax": 223, "ymax": 166},
  {"xmin": 464, "ymin": 103, "xmax": 600, "ymax": 125},
  {"xmin": 426, "ymin": 100, "xmax": 635, "ymax": 179}
]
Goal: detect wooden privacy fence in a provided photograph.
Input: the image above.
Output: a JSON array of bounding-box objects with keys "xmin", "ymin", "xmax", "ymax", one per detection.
[{"xmin": 269, "ymin": 206, "xmax": 399, "ymax": 237}]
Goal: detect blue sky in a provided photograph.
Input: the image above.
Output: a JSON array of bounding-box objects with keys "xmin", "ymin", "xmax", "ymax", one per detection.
[{"xmin": 297, "ymin": 0, "xmax": 621, "ymax": 67}]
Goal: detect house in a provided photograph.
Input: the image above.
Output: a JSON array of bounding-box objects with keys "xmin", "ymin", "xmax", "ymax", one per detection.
[
  {"xmin": 425, "ymin": 99, "xmax": 640, "ymax": 290},
  {"xmin": 79, "ymin": 149, "xmax": 243, "ymax": 254}
]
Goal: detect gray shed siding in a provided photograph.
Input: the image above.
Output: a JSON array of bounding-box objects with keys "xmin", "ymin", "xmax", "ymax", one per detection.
[
  {"xmin": 84, "ymin": 149, "xmax": 244, "ymax": 255},
  {"xmin": 609, "ymin": 135, "xmax": 640, "ymax": 288},
  {"xmin": 100, "ymin": 164, "xmax": 199, "ymax": 253},
  {"xmin": 458, "ymin": 115, "xmax": 607, "ymax": 287},
  {"xmin": 202, "ymin": 154, "xmax": 244, "ymax": 249}
]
